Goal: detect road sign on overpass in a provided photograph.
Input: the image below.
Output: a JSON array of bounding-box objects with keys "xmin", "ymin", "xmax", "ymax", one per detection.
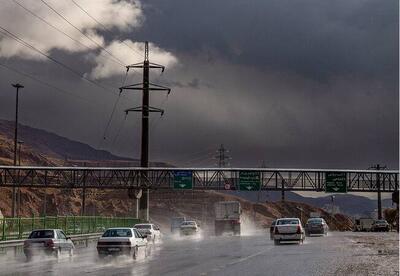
[
  {"xmin": 325, "ymin": 172, "xmax": 347, "ymax": 193},
  {"xmin": 239, "ymin": 171, "xmax": 261, "ymax": 191},
  {"xmin": 173, "ymin": 171, "xmax": 193, "ymax": 190}
]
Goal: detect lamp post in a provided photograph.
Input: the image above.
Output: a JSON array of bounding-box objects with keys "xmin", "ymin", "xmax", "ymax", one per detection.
[
  {"xmin": 16, "ymin": 140, "xmax": 24, "ymax": 217},
  {"xmin": 17, "ymin": 140, "xmax": 23, "ymax": 166},
  {"xmin": 331, "ymin": 195, "xmax": 335, "ymax": 215},
  {"xmin": 11, "ymin": 83, "xmax": 24, "ymax": 217}
]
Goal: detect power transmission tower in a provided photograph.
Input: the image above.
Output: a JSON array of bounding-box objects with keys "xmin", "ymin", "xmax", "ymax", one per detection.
[
  {"xmin": 370, "ymin": 164, "xmax": 387, "ymax": 220},
  {"xmin": 215, "ymin": 144, "xmax": 231, "ymax": 167},
  {"xmin": 119, "ymin": 41, "xmax": 171, "ymax": 221}
]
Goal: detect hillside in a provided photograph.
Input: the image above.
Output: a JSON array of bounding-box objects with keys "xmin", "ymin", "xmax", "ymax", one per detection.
[
  {"xmin": 0, "ymin": 119, "xmax": 171, "ymax": 167},
  {"xmin": 0, "ymin": 119, "xmax": 354, "ymax": 231},
  {"xmin": 149, "ymin": 190, "xmax": 354, "ymax": 232},
  {"xmin": 224, "ymin": 190, "xmax": 393, "ymax": 217}
]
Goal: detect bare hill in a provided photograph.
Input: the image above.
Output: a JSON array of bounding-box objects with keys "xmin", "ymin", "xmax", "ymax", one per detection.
[{"xmin": 0, "ymin": 120, "xmax": 353, "ymax": 231}]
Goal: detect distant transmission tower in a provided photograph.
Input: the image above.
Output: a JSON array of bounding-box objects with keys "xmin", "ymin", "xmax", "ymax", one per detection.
[{"xmin": 215, "ymin": 144, "xmax": 231, "ymax": 167}]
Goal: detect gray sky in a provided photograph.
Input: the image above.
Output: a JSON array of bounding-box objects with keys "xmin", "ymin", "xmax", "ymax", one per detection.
[{"xmin": 0, "ymin": 0, "xmax": 398, "ymax": 169}]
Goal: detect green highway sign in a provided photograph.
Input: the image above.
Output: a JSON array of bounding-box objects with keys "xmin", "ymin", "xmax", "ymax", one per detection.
[
  {"xmin": 239, "ymin": 171, "xmax": 261, "ymax": 191},
  {"xmin": 325, "ymin": 172, "xmax": 347, "ymax": 193},
  {"xmin": 173, "ymin": 171, "xmax": 193, "ymax": 190}
]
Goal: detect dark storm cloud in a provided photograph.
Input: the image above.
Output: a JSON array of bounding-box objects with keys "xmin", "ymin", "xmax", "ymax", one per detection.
[
  {"xmin": 0, "ymin": 0, "xmax": 398, "ymax": 169},
  {"xmin": 136, "ymin": 0, "xmax": 398, "ymax": 82}
]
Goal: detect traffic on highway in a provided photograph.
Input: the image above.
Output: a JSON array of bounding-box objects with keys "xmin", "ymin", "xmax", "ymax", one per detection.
[
  {"xmin": 1, "ymin": 224, "xmax": 398, "ymax": 276},
  {"xmin": 1, "ymin": 201, "xmax": 398, "ymax": 276}
]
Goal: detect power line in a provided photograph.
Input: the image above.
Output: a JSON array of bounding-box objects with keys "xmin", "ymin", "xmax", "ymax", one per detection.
[
  {"xmin": 110, "ymin": 113, "xmax": 128, "ymax": 148},
  {"xmin": 70, "ymin": 0, "xmax": 145, "ymax": 61},
  {"xmin": 11, "ymin": 0, "xmax": 126, "ymax": 68},
  {"xmin": 39, "ymin": 0, "xmax": 126, "ymax": 67},
  {"xmin": 0, "ymin": 62, "xmax": 91, "ymax": 103},
  {"xmin": 0, "ymin": 26, "xmax": 117, "ymax": 95}
]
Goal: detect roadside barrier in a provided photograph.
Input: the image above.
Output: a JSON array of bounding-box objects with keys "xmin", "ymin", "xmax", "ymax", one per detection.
[{"xmin": 0, "ymin": 216, "xmax": 140, "ymax": 241}]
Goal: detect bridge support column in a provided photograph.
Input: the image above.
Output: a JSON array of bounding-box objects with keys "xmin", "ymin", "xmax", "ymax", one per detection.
[{"xmin": 281, "ymin": 178, "xmax": 285, "ymax": 201}]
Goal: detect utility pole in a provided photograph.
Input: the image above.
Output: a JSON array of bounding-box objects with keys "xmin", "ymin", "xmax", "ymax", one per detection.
[
  {"xmin": 119, "ymin": 41, "xmax": 171, "ymax": 221},
  {"xmin": 216, "ymin": 144, "xmax": 231, "ymax": 167},
  {"xmin": 370, "ymin": 164, "xmax": 386, "ymax": 219},
  {"xmin": 11, "ymin": 83, "xmax": 24, "ymax": 217}
]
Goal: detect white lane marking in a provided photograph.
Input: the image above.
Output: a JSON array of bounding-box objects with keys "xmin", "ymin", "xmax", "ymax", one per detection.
[
  {"xmin": 227, "ymin": 248, "xmax": 273, "ymax": 266},
  {"xmin": 200, "ymin": 247, "xmax": 274, "ymax": 275}
]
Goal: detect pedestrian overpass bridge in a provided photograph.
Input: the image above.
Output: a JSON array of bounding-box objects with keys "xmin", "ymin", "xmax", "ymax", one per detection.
[{"xmin": 0, "ymin": 166, "xmax": 398, "ymax": 193}]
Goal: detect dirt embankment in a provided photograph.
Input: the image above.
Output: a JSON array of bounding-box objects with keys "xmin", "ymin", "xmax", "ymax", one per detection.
[
  {"xmin": 148, "ymin": 190, "xmax": 353, "ymax": 231},
  {"xmin": 0, "ymin": 188, "xmax": 353, "ymax": 232}
]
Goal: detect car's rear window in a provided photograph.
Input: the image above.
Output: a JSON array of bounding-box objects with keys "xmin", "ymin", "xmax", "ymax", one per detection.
[
  {"xmin": 29, "ymin": 230, "xmax": 54, "ymax": 239},
  {"xmin": 308, "ymin": 218, "xmax": 323, "ymax": 224},
  {"xmin": 277, "ymin": 219, "xmax": 299, "ymax": 225},
  {"xmin": 182, "ymin": 221, "xmax": 195, "ymax": 226},
  {"xmin": 135, "ymin": 225, "xmax": 151, "ymax": 229},
  {"xmin": 375, "ymin": 220, "xmax": 387, "ymax": 223},
  {"xmin": 102, "ymin": 229, "xmax": 132, "ymax": 237}
]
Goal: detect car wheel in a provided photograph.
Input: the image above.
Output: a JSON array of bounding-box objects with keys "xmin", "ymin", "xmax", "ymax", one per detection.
[
  {"xmin": 55, "ymin": 248, "xmax": 61, "ymax": 259},
  {"xmin": 274, "ymin": 240, "xmax": 280, "ymax": 245},
  {"xmin": 25, "ymin": 254, "xmax": 32, "ymax": 262},
  {"xmin": 69, "ymin": 247, "xmax": 74, "ymax": 257}
]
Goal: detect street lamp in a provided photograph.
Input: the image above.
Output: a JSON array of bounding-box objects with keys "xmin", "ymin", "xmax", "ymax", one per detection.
[
  {"xmin": 17, "ymin": 140, "xmax": 24, "ymax": 166},
  {"xmin": 296, "ymin": 206, "xmax": 304, "ymax": 224},
  {"xmin": 11, "ymin": 83, "xmax": 24, "ymax": 218},
  {"xmin": 331, "ymin": 195, "xmax": 335, "ymax": 215}
]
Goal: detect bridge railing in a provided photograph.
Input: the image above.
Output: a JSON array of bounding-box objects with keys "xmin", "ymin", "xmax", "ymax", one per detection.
[
  {"xmin": 0, "ymin": 166, "xmax": 398, "ymax": 192},
  {"xmin": 0, "ymin": 216, "xmax": 140, "ymax": 241}
]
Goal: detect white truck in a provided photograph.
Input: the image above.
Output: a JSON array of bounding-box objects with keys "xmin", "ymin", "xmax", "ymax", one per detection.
[
  {"xmin": 214, "ymin": 201, "xmax": 241, "ymax": 236},
  {"xmin": 309, "ymin": 212, "xmax": 321, "ymax": 218},
  {"xmin": 354, "ymin": 218, "xmax": 374, "ymax": 232}
]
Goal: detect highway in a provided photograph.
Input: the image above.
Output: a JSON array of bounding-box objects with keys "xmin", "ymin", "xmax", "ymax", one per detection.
[{"xmin": 0, "ymin": 231, "xmax": 398, "ymax": 276}]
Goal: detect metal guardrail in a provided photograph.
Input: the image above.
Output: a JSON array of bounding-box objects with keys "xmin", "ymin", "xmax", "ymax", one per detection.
[
  {"xmin": 0, "ymin": 216, "xmax": 140, "ymax": 241},
  {"xmin": 0, "ymin": 233, "xmax": 103, "ymax": 257}
]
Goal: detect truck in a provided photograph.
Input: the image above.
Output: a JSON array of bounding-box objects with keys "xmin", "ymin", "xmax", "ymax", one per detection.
[
  {"xmin": 214, "ymin": 201, "xmax": 241, "ymax": 236},
  {"xmin": 171, "ymin": 217, "xmax": 186, "ymax": 234},
  {"xmin": 354, "ymin": 218, "xmax": 374, "ymax": 232},
  {"xmin": 309, "ymin": 212, "xmax": 321, "ymax": 218}
]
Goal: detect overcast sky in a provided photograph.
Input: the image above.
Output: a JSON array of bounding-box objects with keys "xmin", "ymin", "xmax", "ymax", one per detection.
[{"xmin": 0, "ymin": 0, "xmax": 398, "ymax": 169}]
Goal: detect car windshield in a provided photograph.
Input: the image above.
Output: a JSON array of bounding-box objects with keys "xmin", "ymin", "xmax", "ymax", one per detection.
[
  {"xmin": 277, "ymin": 219, "xmax": 299, "ymax": 225},
  {"xmin": 29, "ymin": 230, "xmax": 54, "ymax": 239},
  {"xmin": 375, "ymin": 220, "xmax": 387, "ymax": 223},
  {"xmin": 182, "ymin": 221, "xmax": 195, "ymax": 226},
  {"xmin": 102, "ymin": 229, "xmax": 132, "ymax": 237},
  {"xmin": 308, "ymin": 218, "xmax": 323, "ymax": 224},
  {"xmin": 135, "ymin": 224, "xmax": 151, "ymax": 229}
]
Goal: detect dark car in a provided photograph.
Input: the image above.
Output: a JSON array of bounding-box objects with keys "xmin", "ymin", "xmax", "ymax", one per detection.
[
  {"xmin": 270, "ymin": 220, "xmax": 276, "ymax": 240},
  {"xmin": 371, "ymin": 220, "xmax": 390, "ymax": 232},
  {"xmin": 305, "ymin": 218, "xmax": 329, "ymax": 236},
  {"xmin": 23, "ymin": 229, "xmax": 74, "ymax": 261}
]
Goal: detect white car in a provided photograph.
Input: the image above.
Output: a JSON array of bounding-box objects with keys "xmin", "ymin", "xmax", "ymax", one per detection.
[
  {"xmin": 273, "ymin": 218, "xmax": 305, "ymax": 245},
  {"xmin": 96, "ymin": 228, "xmax": 148, "ymax": 259},
  {"xmin": 180, "ymin": 221, "xmax": 199, "ymax": 236},
  {"xmin": 134, "ymin": 223, "xmax": 161, "ymax": 243}
]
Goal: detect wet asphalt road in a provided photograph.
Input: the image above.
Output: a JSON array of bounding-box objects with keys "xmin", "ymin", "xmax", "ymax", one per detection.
[{"xmin": 0, "ymin": 231, "xmax": 398, "ymax": 276}]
